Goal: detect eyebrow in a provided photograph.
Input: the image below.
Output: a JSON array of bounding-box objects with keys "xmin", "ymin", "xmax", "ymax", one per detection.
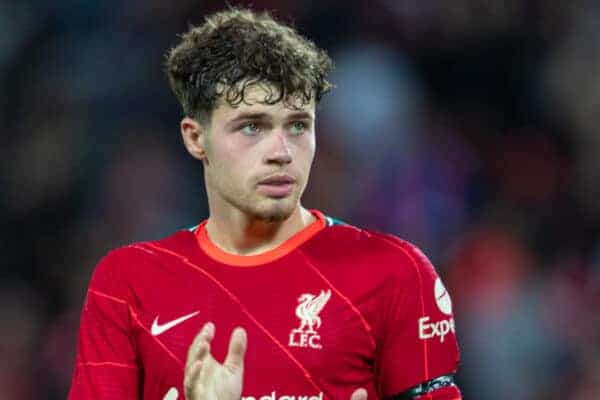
[
  {"xmin": 228, "ymin": 112, "xmax": 271, "ymax": 124},
  {"xmin": 228, "ymin": 111, "xmax": 314, "ymax": 125},
  {"xmin": 286, "ymin": 111, "xmax": 314, "ymax": 121}
]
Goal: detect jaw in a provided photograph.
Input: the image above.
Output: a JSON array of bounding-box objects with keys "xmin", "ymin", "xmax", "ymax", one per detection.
[
  {"xmin": 247, "ymin": 193, "xmax": 301, "ymax": 222},
  {"xmin": 206, "ymin": 180, "xmax": 302, "ymax": 224}
]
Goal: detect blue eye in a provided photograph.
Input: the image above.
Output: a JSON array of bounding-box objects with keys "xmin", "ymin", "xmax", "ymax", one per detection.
[
  {"xmin": 290, "ymin": 121, "xmax": 307, "ymax": 135},
  {"xmin": 240, "ymin": 123, "xmax": 259, "ymax": 135}
]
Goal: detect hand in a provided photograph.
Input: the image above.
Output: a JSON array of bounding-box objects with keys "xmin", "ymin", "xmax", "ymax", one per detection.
[
  {"xmin": 184, "ymin": 322, "xmax": 247, "ymax": 400},
  {"xmin": 184, "ymin": 322, "xmax": 365, "ymax": 400},
  {"xmin": 350, "ymin": 388, "xmax": 368, "ymax": 400}
]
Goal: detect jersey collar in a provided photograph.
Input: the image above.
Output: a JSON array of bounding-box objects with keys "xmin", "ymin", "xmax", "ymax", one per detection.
[{"xmin": 195, "ymin": 209, "xmax": 326, "ymax": 267}]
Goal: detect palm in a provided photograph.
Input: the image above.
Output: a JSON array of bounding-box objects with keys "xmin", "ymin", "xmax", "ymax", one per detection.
[
  {"xmin": 184, "ymin": 323, "xmax": 247, "ymax": 400},
  {"xmin": 195, "ymin": 354, "xmax": 242, "ymax": 400}
]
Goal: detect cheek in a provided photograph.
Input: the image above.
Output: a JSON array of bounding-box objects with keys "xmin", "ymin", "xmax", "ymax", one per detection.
[
  {"xmin": 303, "ymin": 132, "xmax": 316, "ymax": 150},
  {"xmin": 211, "ymin": 135, "xmax": 247, "ymax": 165},
  {"xmin": 211, "ymin": 136, "xmax": 262, "ymax": 185},
  {"xmin": 295, "ymin": 135, "xmax": 316, "ymax": 166}
]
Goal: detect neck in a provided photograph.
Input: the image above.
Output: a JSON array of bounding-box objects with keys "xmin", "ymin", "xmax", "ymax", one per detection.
[{"xmin": 204, "ymin": 205, "xmax": 315, "ymax": 256}]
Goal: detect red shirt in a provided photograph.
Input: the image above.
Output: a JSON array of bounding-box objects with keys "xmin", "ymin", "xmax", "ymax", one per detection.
[{"xmin": 69, "ymin": 210, "xmax": 460, "ymax": 399}]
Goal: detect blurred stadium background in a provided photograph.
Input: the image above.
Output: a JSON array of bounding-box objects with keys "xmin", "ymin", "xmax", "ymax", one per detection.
[{"xmin": 2, "ymin": 0, "xmax": 600, "ymax": 398}]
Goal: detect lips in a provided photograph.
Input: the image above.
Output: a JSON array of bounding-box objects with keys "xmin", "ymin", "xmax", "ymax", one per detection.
[
  {"xmin": 257, "ymin": 174, "xmax": 296, "ymax": 197},
  {"xmin": 258, "ymin": 175, "xmax": 296, "ymax": 185}
]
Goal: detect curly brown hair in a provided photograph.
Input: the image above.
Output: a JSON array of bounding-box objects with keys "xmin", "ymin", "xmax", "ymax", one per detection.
[{"xmin": 165, "ymin": 8, "xmax": 334, "ymax": 124}]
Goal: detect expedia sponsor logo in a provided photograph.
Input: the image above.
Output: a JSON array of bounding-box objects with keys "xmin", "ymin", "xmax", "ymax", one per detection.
[
  {"xmin": 418, "ymin": 277, "xmax": 455, "ymax": 343},
  {"xmin": 418, "ymin": 316, "xmax": 455, "ymax": 343},
  {"xmin": 434, "ymin": 278, "xmax": 452, "ymax": 316},
  {"xmin": 242, "ymin": 392, "xmax": 323, "ymax": 400}
]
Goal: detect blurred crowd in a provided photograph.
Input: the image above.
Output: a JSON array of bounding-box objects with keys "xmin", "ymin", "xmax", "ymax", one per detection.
[{"xmin": 2, "ymin": 0, "xmax": 600, "ymax": 399}]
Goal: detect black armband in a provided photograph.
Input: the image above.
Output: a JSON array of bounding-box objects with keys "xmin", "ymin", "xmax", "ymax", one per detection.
[{"xmin": 385, "ymin": 375, "xmax": 455, "ymax": 399}]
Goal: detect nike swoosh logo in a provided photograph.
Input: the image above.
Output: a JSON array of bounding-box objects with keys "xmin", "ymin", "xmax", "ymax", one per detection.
[{"xmin": 151, "ymin": 311, "xmax": 199, "ymax": 336}]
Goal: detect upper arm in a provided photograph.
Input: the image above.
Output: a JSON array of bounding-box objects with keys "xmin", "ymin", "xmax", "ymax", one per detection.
[
  {"xmin": 68, "ymin": 251, "xmax": 140, "ymax": 399},
  {"xmin": 374, "ymin": 236, "xmax": 461, "ymax": 399}
]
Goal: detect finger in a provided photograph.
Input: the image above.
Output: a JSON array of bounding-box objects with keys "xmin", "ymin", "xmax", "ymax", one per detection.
[
  {"xmin": 185, "ymin": 322, "xmax": 215, "ymax": 372},
  {"xmin": 350, "ymin": 388, "xmax": 368, "ymax": 400},
  {"xmin": 223, "ymin": 327, "xmax": 247, "ymax": 372},
  {"xmin": 183, "ymin": 359, "xmax": 203, "ymax": 398},
  {"xmin": 196, "ymin": 342, "xmax": 211, "ymax": 364}
]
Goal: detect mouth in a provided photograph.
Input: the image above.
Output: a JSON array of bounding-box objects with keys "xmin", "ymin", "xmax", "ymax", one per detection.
[{"xmin": 256, "ymin": 174, "xmax": 296, "ymax": 198}]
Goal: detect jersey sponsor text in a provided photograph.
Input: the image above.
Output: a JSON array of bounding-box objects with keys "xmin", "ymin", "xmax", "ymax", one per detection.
[
  {"xmin": 242, "ymin": 391, "xmax": 323, "ymax": 400},
  {"xmin": 419, "ymin": 316, "xmax": 455, "ymax": 343}
]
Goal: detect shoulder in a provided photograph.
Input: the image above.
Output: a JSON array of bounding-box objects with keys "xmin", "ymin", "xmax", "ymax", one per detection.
[
  {"xmin": 363, "ymin": 230, "xmax": 437, "ymax": 274},
  {"xmin": 314, "ymin": 216, "xmax": 438, "ymax": 283},
  {"xmin": 89, "ymin": 229, "xmax": 195, "ymax": 288}
]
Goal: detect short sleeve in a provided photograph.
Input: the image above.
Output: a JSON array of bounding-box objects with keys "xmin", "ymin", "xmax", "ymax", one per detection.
[
  {"xmin": 68, "ymin": 251, "xmax": 140, "ymax": 399},
  {"xmin": 375, "ymin": 237, "xmax": 461, "ymax": 398}
]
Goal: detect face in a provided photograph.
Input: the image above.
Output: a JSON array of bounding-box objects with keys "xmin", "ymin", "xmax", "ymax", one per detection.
[{"xmin": 183, "ymin": 83, "xmax": 316, "ymax": 222}]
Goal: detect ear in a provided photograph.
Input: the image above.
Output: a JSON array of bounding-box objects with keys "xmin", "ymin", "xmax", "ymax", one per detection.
[{"xmin": 181, "ymin": 117, "xmax": 208, "ymax": 161}]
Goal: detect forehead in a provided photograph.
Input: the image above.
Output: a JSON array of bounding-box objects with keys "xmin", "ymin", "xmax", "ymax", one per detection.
[{"xmin": 212, "ymin": 82, "xmax": 316, "ymax": 121}]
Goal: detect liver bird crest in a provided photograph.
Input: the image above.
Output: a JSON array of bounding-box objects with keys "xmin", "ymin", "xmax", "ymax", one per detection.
[{"xmin": 294, "ymin": 289, "xmax": 331, "ymax": 333}]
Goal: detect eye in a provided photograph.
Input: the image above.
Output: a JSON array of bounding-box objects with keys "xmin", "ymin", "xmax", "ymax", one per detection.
[
  {"xmin": 240, "ymin": 122, "xmax": 260, "ymax": 135},
  {"xmin": 289, "ymin": 121, "xmax": 307, "ymax": 135}
]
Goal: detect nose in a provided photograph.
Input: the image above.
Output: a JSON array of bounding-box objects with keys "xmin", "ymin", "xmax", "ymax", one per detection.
[{"xmin": 264, "ymin": 131, "xmax": 292, "ymax": 165}]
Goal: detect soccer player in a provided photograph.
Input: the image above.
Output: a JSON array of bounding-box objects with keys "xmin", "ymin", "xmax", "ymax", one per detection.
[{"xmin": 69, "ymin": 8, "xmax": 461, "ymax": 400}]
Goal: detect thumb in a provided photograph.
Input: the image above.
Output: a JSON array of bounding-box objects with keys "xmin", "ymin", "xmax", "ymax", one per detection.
[
  {"xmin": 224, "ymin": 327, "xmax": 247, "ymax": 372},
  {"xmin": 350, "ymin": 388, "xmax": 368, "ymax": 400}
]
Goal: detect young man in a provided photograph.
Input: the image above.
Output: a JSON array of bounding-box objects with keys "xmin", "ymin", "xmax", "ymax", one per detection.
[{"xmin": 69, "ymin": 8, "xmax": 461, "ymax": 400}]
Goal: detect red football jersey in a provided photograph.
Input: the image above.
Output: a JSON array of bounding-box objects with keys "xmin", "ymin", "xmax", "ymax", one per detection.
[{"xmin": 69, "ymin": 210, "xmax": 460, "ymax": 400}]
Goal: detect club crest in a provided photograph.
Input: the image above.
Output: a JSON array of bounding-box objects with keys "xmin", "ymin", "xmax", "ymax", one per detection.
[{"xmin": 288, "ymin": 289, "xmax": 331, "ymax": 350}]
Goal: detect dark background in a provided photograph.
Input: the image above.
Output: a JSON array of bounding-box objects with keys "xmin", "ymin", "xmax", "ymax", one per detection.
[{"xmin": 2, "ymin": 0, "xmax": 599, "ymax": 398}]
